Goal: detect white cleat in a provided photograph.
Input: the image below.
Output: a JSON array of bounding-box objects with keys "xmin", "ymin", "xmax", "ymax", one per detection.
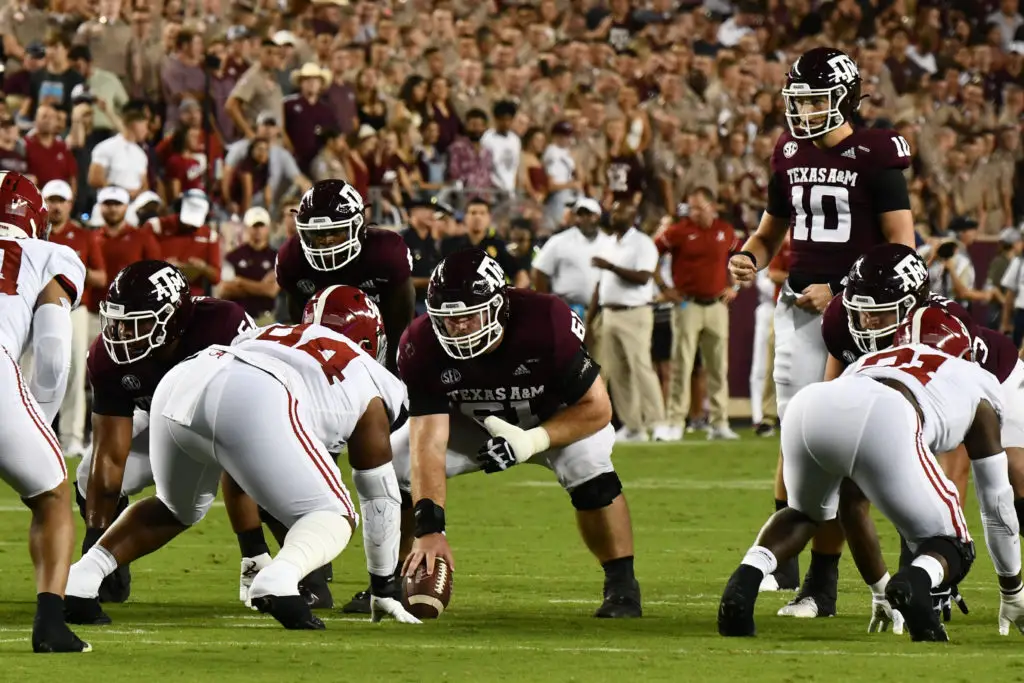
[
  {"xmin": 707, "ymin": 426, "xmax": 740, "ymax": 441},
  {"xmin": 240, "ymin": 553, "xmax": 273, "ymax": 608},
  {"xmin": 615, "ymin": 427, "xmax": 650, "ymax": 443},
  {"xmin": 777, "ymin": 596, "xmax": 821, "ymax": 618},
  {"xmin": 651, "ymin": 425, "xmax": 680, "ymax": 442},
  {"xmin": 759, "ymin": 574, "xmax": 781, "ymax": 592}
]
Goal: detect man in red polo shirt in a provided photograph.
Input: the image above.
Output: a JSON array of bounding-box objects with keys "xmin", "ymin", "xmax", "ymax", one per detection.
[
  {"xmin": 26, "ymin": 103, "xmax": 78, "ymax": 189},
  {"xmin": 91, "ymin": 185, "xmax": 161, "ymax": 310},
  {"xmin": 148, "ymin": 189, "xmax": 221, "ymax": 296},
  {"xmin": 655, "ymin": 187, "xmax": 739, "ymax": 441},
  {"xmin": 42, "ymin": 180, "xmax": 106, "ymax": 457}
]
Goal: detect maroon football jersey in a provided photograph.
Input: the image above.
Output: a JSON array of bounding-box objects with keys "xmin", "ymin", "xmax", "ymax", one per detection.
[
  {"xmin": 606, "ymin": 154, "xmax": 645, "ymax": 202},
  {"xmin": 821, "ymin": 293, "xmax": 1017, "ymax": 382},
  {"xmin": 275, "ymin": 228, "xmax": 412, "ymax": 308},
  {"xmin": 398, "ymin": 289, "xmax": 601, "ymax": 427},
  {"xmin": 770, "ymin": 127, "xmax": 911, "ymax": 282},
  {"xmin": 88, "ymin": 298, "xmax": 255, "ymax": 417}
]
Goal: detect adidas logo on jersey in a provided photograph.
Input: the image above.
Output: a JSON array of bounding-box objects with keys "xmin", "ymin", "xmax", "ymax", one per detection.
[
  {"xmin": 513, "ymin": 364, "xmax": 530, "ymax": 376},
  {"xmin": 841, "ymin": 148, "xmax": 857, "ymax": 159}
]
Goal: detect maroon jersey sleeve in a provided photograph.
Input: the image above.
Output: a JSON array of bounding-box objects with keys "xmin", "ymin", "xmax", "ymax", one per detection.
[
  {"xmin": 397, "ymin": 317, "xmax": 448, "ymax": 416},
  {"xmin": 547, "ymin": 295, "xmax": 602, "ymax": 405},
  {"xmin": 820, "ymin": 294, "xmax": 861, "ymax": 365},
  {"xmin": 362, "ymin": 228, "xmax": 413, "ymax": 290},
  {"xmin": 975, "ymin": 327, "xmax": 1017, "ymax": 384},
  {"xmin": 859, "ymin": 128, "xmax": 913, "ymax": 171},
  {"xmin": 86, "ymin": 338, "xmax": 136, "ymax": 417},
  {"xmin": 183, "ymin": 298, "xmax": 255, "ymax": 351}
]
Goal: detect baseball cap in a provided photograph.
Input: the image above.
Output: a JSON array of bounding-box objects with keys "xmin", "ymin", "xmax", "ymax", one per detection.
[
  {"xmin": 1000, "ymin": 226, "xmax": 1022, "ymax": 244},
  {"xmin": 243, "ymin": 206, "xmax": 271, "ymax": 227},
  {"xmin": 573, "ymin": 196, "xmax": 601, "ymax": 215},
  {"xmin": 256, "ymin": 111, "xmax": 278, "ymax": 127},
  {"xmin": 948, "ymin": 215, "xmax": 979, "ymax": 233},
  {"xmin": 41, "ymin": 179, "xmax": 73, "ymax": 201},
  {"xmin": 226, "ymin": 25, "xmax": 249, "ymax": 42},
  {"xmin": 97, "ymin": 186, "xmax": 130, "ymax": 205},
  {"xmin": 180, "ymin": 96, "xmax": 201, "ymax": 113},
  {"xmin": 68, "ymin": 45, "xmax": 92, "ymax": 62},
  {"xmin": 179, "ymin": 190, "xmax": 210, "ymax": 228},
  {"xmin": 1010, "ymin": 41, "xmax": 1024, "ymax": 56},
  {"xmin": 70, "ymin": 83, "xmax": 95, "ymax": 105},
  {"xmin": 25, "ymin": 41, "xmax": 45, "ymax": 59}
]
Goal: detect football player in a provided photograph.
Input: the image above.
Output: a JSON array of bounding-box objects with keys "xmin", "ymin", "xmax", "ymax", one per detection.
[
  {"xmin": 728, "ymin": 46, "xmax": 917, "ymax": 607},
  {"xmin": 76, "ymin": 260, "xmax": 277, "ymax": 605},
  {"xmin": 0, "ymin": 172, "xmax": 91, "ymax": 652},
  {"xmin": 396, "ymin": 249, "xmax": 642, "ymax": 618},
  {"xmin": 65, "ymin": 286, "xmax": 420, "ymax": 629},
  {"xmin": 720, "ymin": 307, "xmax": 1024, "ymax": 642}
]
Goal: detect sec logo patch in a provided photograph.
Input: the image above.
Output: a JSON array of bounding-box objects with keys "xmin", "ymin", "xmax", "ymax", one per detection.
[
  {"xmin": 440, "ymin": 368, "xmax": 462, "ymax": 385},
  {"xmin": 121, "ymin": 375, "xmax": 142, "ymax": 391},
  {"xmin": 783, "ymin": 141, "xmax": 798, "ymax": 158},
  {"xmin": 297, "ymin": 279, "xmax": 316, "ymax": 294}
]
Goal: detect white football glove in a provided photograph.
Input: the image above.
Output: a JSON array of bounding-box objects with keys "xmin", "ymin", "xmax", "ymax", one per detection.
[
  {"xmin": 482, "ymin": 416, "xmax": 550, "ymax": 464},
  {"xmin": 868, "ymin": 594, "xmax": 905, "ymax": 635},
  {"xmin": 999, "ymin": 589, "xmax": 1024, "ymax": 636},
  {"xmin": 370, "ymin": 595, "xmax": 422, "ymax": 624},
  {"xmin": 240, "ymin": 553, "xmax": 272, "ymax": 609}
]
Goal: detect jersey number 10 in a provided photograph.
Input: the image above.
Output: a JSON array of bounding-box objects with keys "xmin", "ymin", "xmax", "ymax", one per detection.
[{"xmin": 791, "ymin": 185, "xmax": 851, "ymax": 243}]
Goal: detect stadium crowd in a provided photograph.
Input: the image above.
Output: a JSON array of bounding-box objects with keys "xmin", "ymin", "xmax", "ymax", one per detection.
[{"xmin": 1, "ymin": 0, "xmax": 1023, "ymax": 449}]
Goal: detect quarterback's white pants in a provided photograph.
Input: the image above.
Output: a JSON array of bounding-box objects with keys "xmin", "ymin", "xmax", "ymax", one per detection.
[
  {"xmin": 782, "ymin": 376, "xmax": 971, "ymax": 550},
  {"xmin": 773, "ymin": 285, "xmax": 829, "ymax": 420},
  {"xmin": 0, "ymin": 346, "xmax": 67, "ymax": 498},
  {"xmin": 392, "ymin": 411, "xmax": 616, "ymax": 492},
  {"xmin": 57, "ymin": 306, "xmax": 91, "ymax": 446},
  {"xmin": 1001, "ymin": 360, "xmax": 1024, "ymax": 449},
  {"xmin": 148, "ymin": 352, "xmax": 356, "ymax": 527},
  {"xmin": 749, "ymin": 301, "xmax": 775, "ymax": 425},
  {"xmin": 75, "ymin": 411, "xmax": 154, "ymax": 497}
]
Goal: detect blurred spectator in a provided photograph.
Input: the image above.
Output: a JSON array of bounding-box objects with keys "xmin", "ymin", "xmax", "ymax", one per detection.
[
  {"xmin": 517, "ymin": 127, "xmax": 549, "ymax": 207},
  {"xmin": 989, "ymin": 226, "xmax": 1023, "ymax": 328},
  {"xmin": 441, "ymin": 197, "xmax": 527, "ymax": 287},
  {"xmin": 0, "ymin": 1, "xmax": 48, "ymax": 73},
  {"xmin": 310, "ymin": 127, "xmax": 350, "ymax": 183},
  {"xmin": 284, "ymin": 63, "xmax": 335, "ymax": 175},
  {"xmin": 507, "ymin": 217, "xmax": 537, "ymax": 273},
  {"xmin": 73, "ymin": 0, "xmax": 132, "ymax": 81},
  {"xmin": 227, "ymin": 39, "xmax": 284, "ymax": 140},
  {"xmin": 392, "ymin": 75, "xmax": 430, "ymax": 131},
  {"xmin": 90, "ymin": 185, "xmax": 161, "ymax": 309},
  {"xmin": 602, "ymin": 117, "xmax": 644, "ymax": 209},
  {"xmin": 990, "ymin": 0, "xmax": 1024, "ymax": 49},
  {"xmin": 161, "ymin": 29, "xmax": 206, "ymax": 134},
  {"xmin": 87, "ymin": 107, "xmax": 149, "ymax": 198},
  {"xmin": 654, "ymin": 188, "xmax": 739, "ymax": 441},
  {"xmin": 222, "ymin": 113, "xmax": 310, "ymax": 215},
  {"xmin": 402, "ymin": 197, "xmax": 446, "ymax": 314},
  {"xmin": 322, "ymin": 49, "xmax": 359, "ymax": 137},
  {"xmin": 446, "ymin": 108, "xmax": 494, "ymax": 192},
  {"xmin": 481, "ymin": 100, "xmax": 520, "ymax": 195},
  {"xmin": 43, "ymin": 178, "xmax": 105, "ymax": 457},
  {"xmin": 427, "ymin": 76, "xmax": 460, "ymax": 152},
  {"xmin": 149, "ymin": 190, "xmax": 220, "ymax": 296},
  {"xmin": 4, "ymin": 40, "xmax": 47, "ymax": 100},
  {"xmin": 0, "ymin": 115, "xmax": 29, "ymax": 175},
  {"xmin": 216, "ymin": 206, "xmax": 280, "ymax": 325},
  {"xmin": 588, "ymin": 201, "xmax": 667, "ymax": 443},
  {"xmin": 226, "ymin": 136, "xmax": 272, "ymax": 213},
  {"xmin": 543, "ymin": 121, "xmax": 580, "ymax": 229},
  {"xmin": 69, "ymin": 44, "xmax": 129, "ymax": 139},
  {"xmin": 164, "ymin": 125, "xmax": 208, "ymax": 197},
  {"xmin": 24, "ymin": 102, "xmax": 76, "ymax": 189},
  {"xmin": 125, "ymin": 7, "xmax": 161, "ymax": 100},
  {"xmin": 921, "ymin": 216, "xmax": 984, "ymax": 306},
  {"xmin": 532, "ymin": 197, "xmax": 610, "ymax": 318},
  {"xmin": 1002, "ymin": 238, "xmax": 1024, "ymax": 345},
  {"xmin": 30, "ymin": 32, "xmax": 84, "ymax": 117},
  {"xmin": 416, "ymin": 120, "xmax": 447, "ymax": 194}
]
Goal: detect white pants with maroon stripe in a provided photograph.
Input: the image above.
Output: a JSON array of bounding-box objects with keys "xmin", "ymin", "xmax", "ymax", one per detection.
[
  {"xmin": 782, "ymin": 375, "xmax": 970, "ymax": 550},
  {"xmin": 148, "ymin": 354, "xmax": 356, "ymax": 528},
  {"xmin": 0, "ymin": 346, "xmax": 67, "ymax": 498}
]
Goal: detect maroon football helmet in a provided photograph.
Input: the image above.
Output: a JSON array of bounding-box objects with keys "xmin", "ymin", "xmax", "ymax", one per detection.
[
  {"xmin": 0, "ymin": 171, "xmax": 49, "ymax": 239},
  {"xmin": 893, "ymin": 305, "xmax": 974, "ymax": 361},
  {"xmin": 294, "ymin": 179, "xmax": 365, "ymax": 272},
  {"xmin": 100, "ymin": 260, "xmax": 194, "ymax": 365},
  {"xmin": 302, "ymin": 284, "xmax": 386, "ymax": 363},
  {"xmin": 426, "ymin": 248, "xmax": 509, "ymax": 359},
  {"xmin": 783, "ymin": 47, "xmax": 862, "ymax": 139},
  {"xmin": 843, "ymin": 244, "xmax": 930, "ymax": 354}
]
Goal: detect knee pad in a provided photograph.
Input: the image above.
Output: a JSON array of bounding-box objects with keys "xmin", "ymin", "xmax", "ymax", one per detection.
[
  {"xmin": 917, "ymin": 536, "xmax": 976, "ymax": 588},
  {"xmin": 569, "ymin": 472, "xmax": 623, "ymax": 511}
]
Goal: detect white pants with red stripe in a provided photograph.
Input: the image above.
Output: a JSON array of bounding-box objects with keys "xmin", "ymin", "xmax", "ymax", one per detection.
[
  {"xmin": 782, "ymin": 375, "xmax": 970, "ymax": 549},
  {"xmin": 0, "ymin": 345, "xmax": 67, "ymax": 498},
  {"xmin": 148, "ymin": 355, "xmax": 357, "ymax": 528}
]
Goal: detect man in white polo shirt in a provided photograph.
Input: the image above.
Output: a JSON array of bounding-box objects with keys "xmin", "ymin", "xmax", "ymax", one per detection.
[
  {"xmin": 586, "ymin": 201, "xmax": 669, "ymax": 442},
  {"xmin": 532, "ymin": 197, "xmax": 611, "ymax": 319},
  {"xmin": 86, "ymin": 108, "xmax": 149, "ymax": 199}
]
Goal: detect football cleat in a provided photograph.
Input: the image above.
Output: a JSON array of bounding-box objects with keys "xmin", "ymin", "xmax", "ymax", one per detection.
[
  {"xmin": 759, "ymin": 555, "xmax": 799, "ymax": 593},
  {"xmin": 776, "ymin": 594, "xmax": 836, "ymax": 618},
  {"xmin": 32, "ymin": 619, "xmax": 91, "ymax": 654},
  {"xmin": 240, "ymin": 553, "xmax": 273, "ymax": 608},
  {"xmin": 718, "ymin": 565, "xmax": 762, "ymax": 637},
  {"xmin": 885, "ymin": 568, "xmax": 948, "ymax": 642},
  {"xmin": 594, "ymin": 580, "xmax": 642, "ymax": 618},
  {"xmin": 97, "ymin": 564, "xmax": 131, "ymax": 604},
  {"xmin": 64, "ymin": 596, "xmax": 112, "ymax": 626},
  {"xmin": 251, "ymin": 594, "xmax": 326, "ymax": 630},
  {"xmin": 298, "ymin": 565, "xmax": 333, "ymax": 610},
  {"xmin": 340, "ymin": 587, "xmax": 371, "ymax": 614}
]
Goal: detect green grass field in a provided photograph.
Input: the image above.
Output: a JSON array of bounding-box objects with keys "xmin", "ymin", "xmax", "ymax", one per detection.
[{"xmin": 0, "ymin": 433, "xmax": 1021, "ymax": 681}]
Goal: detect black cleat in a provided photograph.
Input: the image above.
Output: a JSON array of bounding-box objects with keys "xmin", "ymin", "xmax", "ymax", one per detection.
[
  {"xmin": 97, "ymin": 564, "xmax": 131, "ymax": 604},
  {"xmin": 298, "ymin": 566, "xmax": 333, "ymax": 610},
  {"xmin": 64, "ymin": 596, "xmax": 111, "ymax": 626},
  {"xmin": 594, "ymin": 580, "xmax": 642, "ymax": 618},
  {"xmin": 718, "ymin": 565, "xmax": 762, "ymax": 637},
  {"xmin": 754, "ymin": 421, "xmax": 776, "ymax": 437},
  {"xmin": 32, "ymin": 619, "xmax": 91, "ymax": 653},
  {"xmin": 252, "ymin": 594, "xmax": 326, "ymax": 630},
  {"xmin": 885, "ymin": 568, "xmax": 948, "ymax": 642},
  {"xmin": 322, "ymin": 562, "xmax": 333, "ymax": 583},
  {"xmin": 340, "ymin": 587, "xmax": 371, "ymax": 614}
]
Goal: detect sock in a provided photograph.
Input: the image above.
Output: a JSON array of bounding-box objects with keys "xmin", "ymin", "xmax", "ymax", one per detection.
[
  {"xmin": 898, "ymin": 535, "xmax": 914, "ymax": 569},
  {"xmin": 250, "ymin": 511, "xmax": 352, "ymax": 599},
  {"xmin": 775, "ymin": 499, "xmax": 788, "ymax": 512},
  {"xmin": 237, "ymin": 527, "xmax": 270, "ymax": 558},
  {"xmin": 1015, "ymin": 498, "xmax": 1024, "ymax": 537},
  {"xmin": 352, "ymin": 463, "xmax": 402, "ymax": 577},
  {"xmin": 36, "ymin": 592, "xmax": 64, "ymax": 622},
  {"xmin": 911, "ymin": 554, "xmax": 945, "ymax": 588},
  {"xmin": 602, "ymin": 555, "xmax": 635, "ymax": 585},
  {"xmin": 66, "ymin": 545, "xmax": 118, "ymax": 599},
  {"xmin": 806, "ymin": 550, "xmax": 840, "ymax": 579},
  {"xmin": 741, "ymin": 545, "xmax": 778, "ymax": 577}
]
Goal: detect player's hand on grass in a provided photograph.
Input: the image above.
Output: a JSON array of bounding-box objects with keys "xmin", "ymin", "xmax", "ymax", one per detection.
[
  {"xmin": 403, "ymin": 533, "xmax": 454, "ymax": 578},
  {"xmin": 868, "ymin": 595, "xmax": 904, "ymax": 635},
  {"xmin": 371, "ymin": 595, "xmax": 422, "ymax": 624},
  {"xmin": 998, "ymin": 588, "xmax": 1024, "ymax": 636}
]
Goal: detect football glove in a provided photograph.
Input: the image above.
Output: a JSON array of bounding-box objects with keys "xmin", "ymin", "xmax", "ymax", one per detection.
[
  {"xmin": 999, "ymin": 586, "xmax": 1024, "ymax": 636},
  {"xmin": 477, "ymin": 436, "xmax": 518, "ymax": 474},
  {"xmin": 370, "ymin": 595, "xmax": 422, "ymax": 624},
  {"xmin": 868, "ymin": 594, "xmax": 905, "ymax": 635},
  {"xmin": 932, "ymin": 584, "xmax": 969, "ymax": 622},
  {"xmin": 481, "ymin": 416, "xmax": 550, "ymax": 464}
]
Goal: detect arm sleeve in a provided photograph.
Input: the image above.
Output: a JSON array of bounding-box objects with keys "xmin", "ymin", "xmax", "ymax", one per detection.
[
  {"xmin": 555, "ymin": 345, "xmax": 602, "ymax": 407},
  {"xmin": 866, "ymin": 168, "xmax": 912, "ymax": 214},
  {"xmin": 766, "ymin": 173, "xmax": 791, "ymax": 218},
  {"xmin": 28, "ymin": 301, "xmax": 73, "ymax": 423}
]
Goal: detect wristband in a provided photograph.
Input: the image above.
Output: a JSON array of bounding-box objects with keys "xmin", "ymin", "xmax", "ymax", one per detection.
[
  {"xmin": 736, "ymin": 250, "xmax": 757, "ymax": 269},
  {"xmin": 869, "ymin": 571, "xmax": 890, "ymax": 596},
  {"xmin": 413, "ymin": 498, "xmax": 446, "ymax": 537}
]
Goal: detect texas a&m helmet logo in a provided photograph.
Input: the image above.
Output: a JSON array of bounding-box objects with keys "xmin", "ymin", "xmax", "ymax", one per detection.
[
  {"xmin": 149, "ymin": 266, "xmax": 188, "ymax": 303},
  {"xmin": 893, "ymin": 254, "xmax": 928, "ymax": 293}
]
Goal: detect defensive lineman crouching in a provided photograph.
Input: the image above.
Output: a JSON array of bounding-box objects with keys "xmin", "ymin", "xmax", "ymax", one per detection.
[{"xmin": 395, "ymin": 249, "xmax": 641, "ymax": 617}]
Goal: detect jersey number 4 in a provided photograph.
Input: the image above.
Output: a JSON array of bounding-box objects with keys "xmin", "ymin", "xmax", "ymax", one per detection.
[
  {"xmin": 257, "ymin": 324, "xmax": 358, "ymax": 385},
  {"xmin": 0, "ymin": 242, "xmax": 23, "ymax": 295},
  {"xmin": 791, "ymin": 186, "xmax": 850, "ymax": 243},
  {"xmin": 859, "ymin": 347, "xmax": 948, "ymax": 386}
]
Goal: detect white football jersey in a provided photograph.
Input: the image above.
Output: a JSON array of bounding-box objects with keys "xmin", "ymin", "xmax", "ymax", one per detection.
[
  {"xmin": 0, "ymin": 236, "xmax": 85, "ymax": 357},
  {"xmin": 843, "ymin": 343, "xmax": 1005, "ymax": 454},
  {"xmin": 216, "ymin": 323, "xmax": 407, "ymax": 452}
]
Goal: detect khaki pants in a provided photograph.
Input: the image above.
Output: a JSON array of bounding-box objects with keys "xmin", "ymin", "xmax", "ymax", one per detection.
[
  {"xmin": 762, "ymin": 316, "xmax": 777, "ymax": 422},
  {"xmin": 600, "ymin": 306, "xmax": 665, "ymax": 432},
  {"xmin": 668, "ymin": 301, "xmax": 730, "ymax": 428}
]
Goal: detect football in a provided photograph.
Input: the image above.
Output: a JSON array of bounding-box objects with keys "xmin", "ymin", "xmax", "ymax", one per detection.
[{"xmin": 402, "ymin": 558, "xmax": 453, "ymax": 619}]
